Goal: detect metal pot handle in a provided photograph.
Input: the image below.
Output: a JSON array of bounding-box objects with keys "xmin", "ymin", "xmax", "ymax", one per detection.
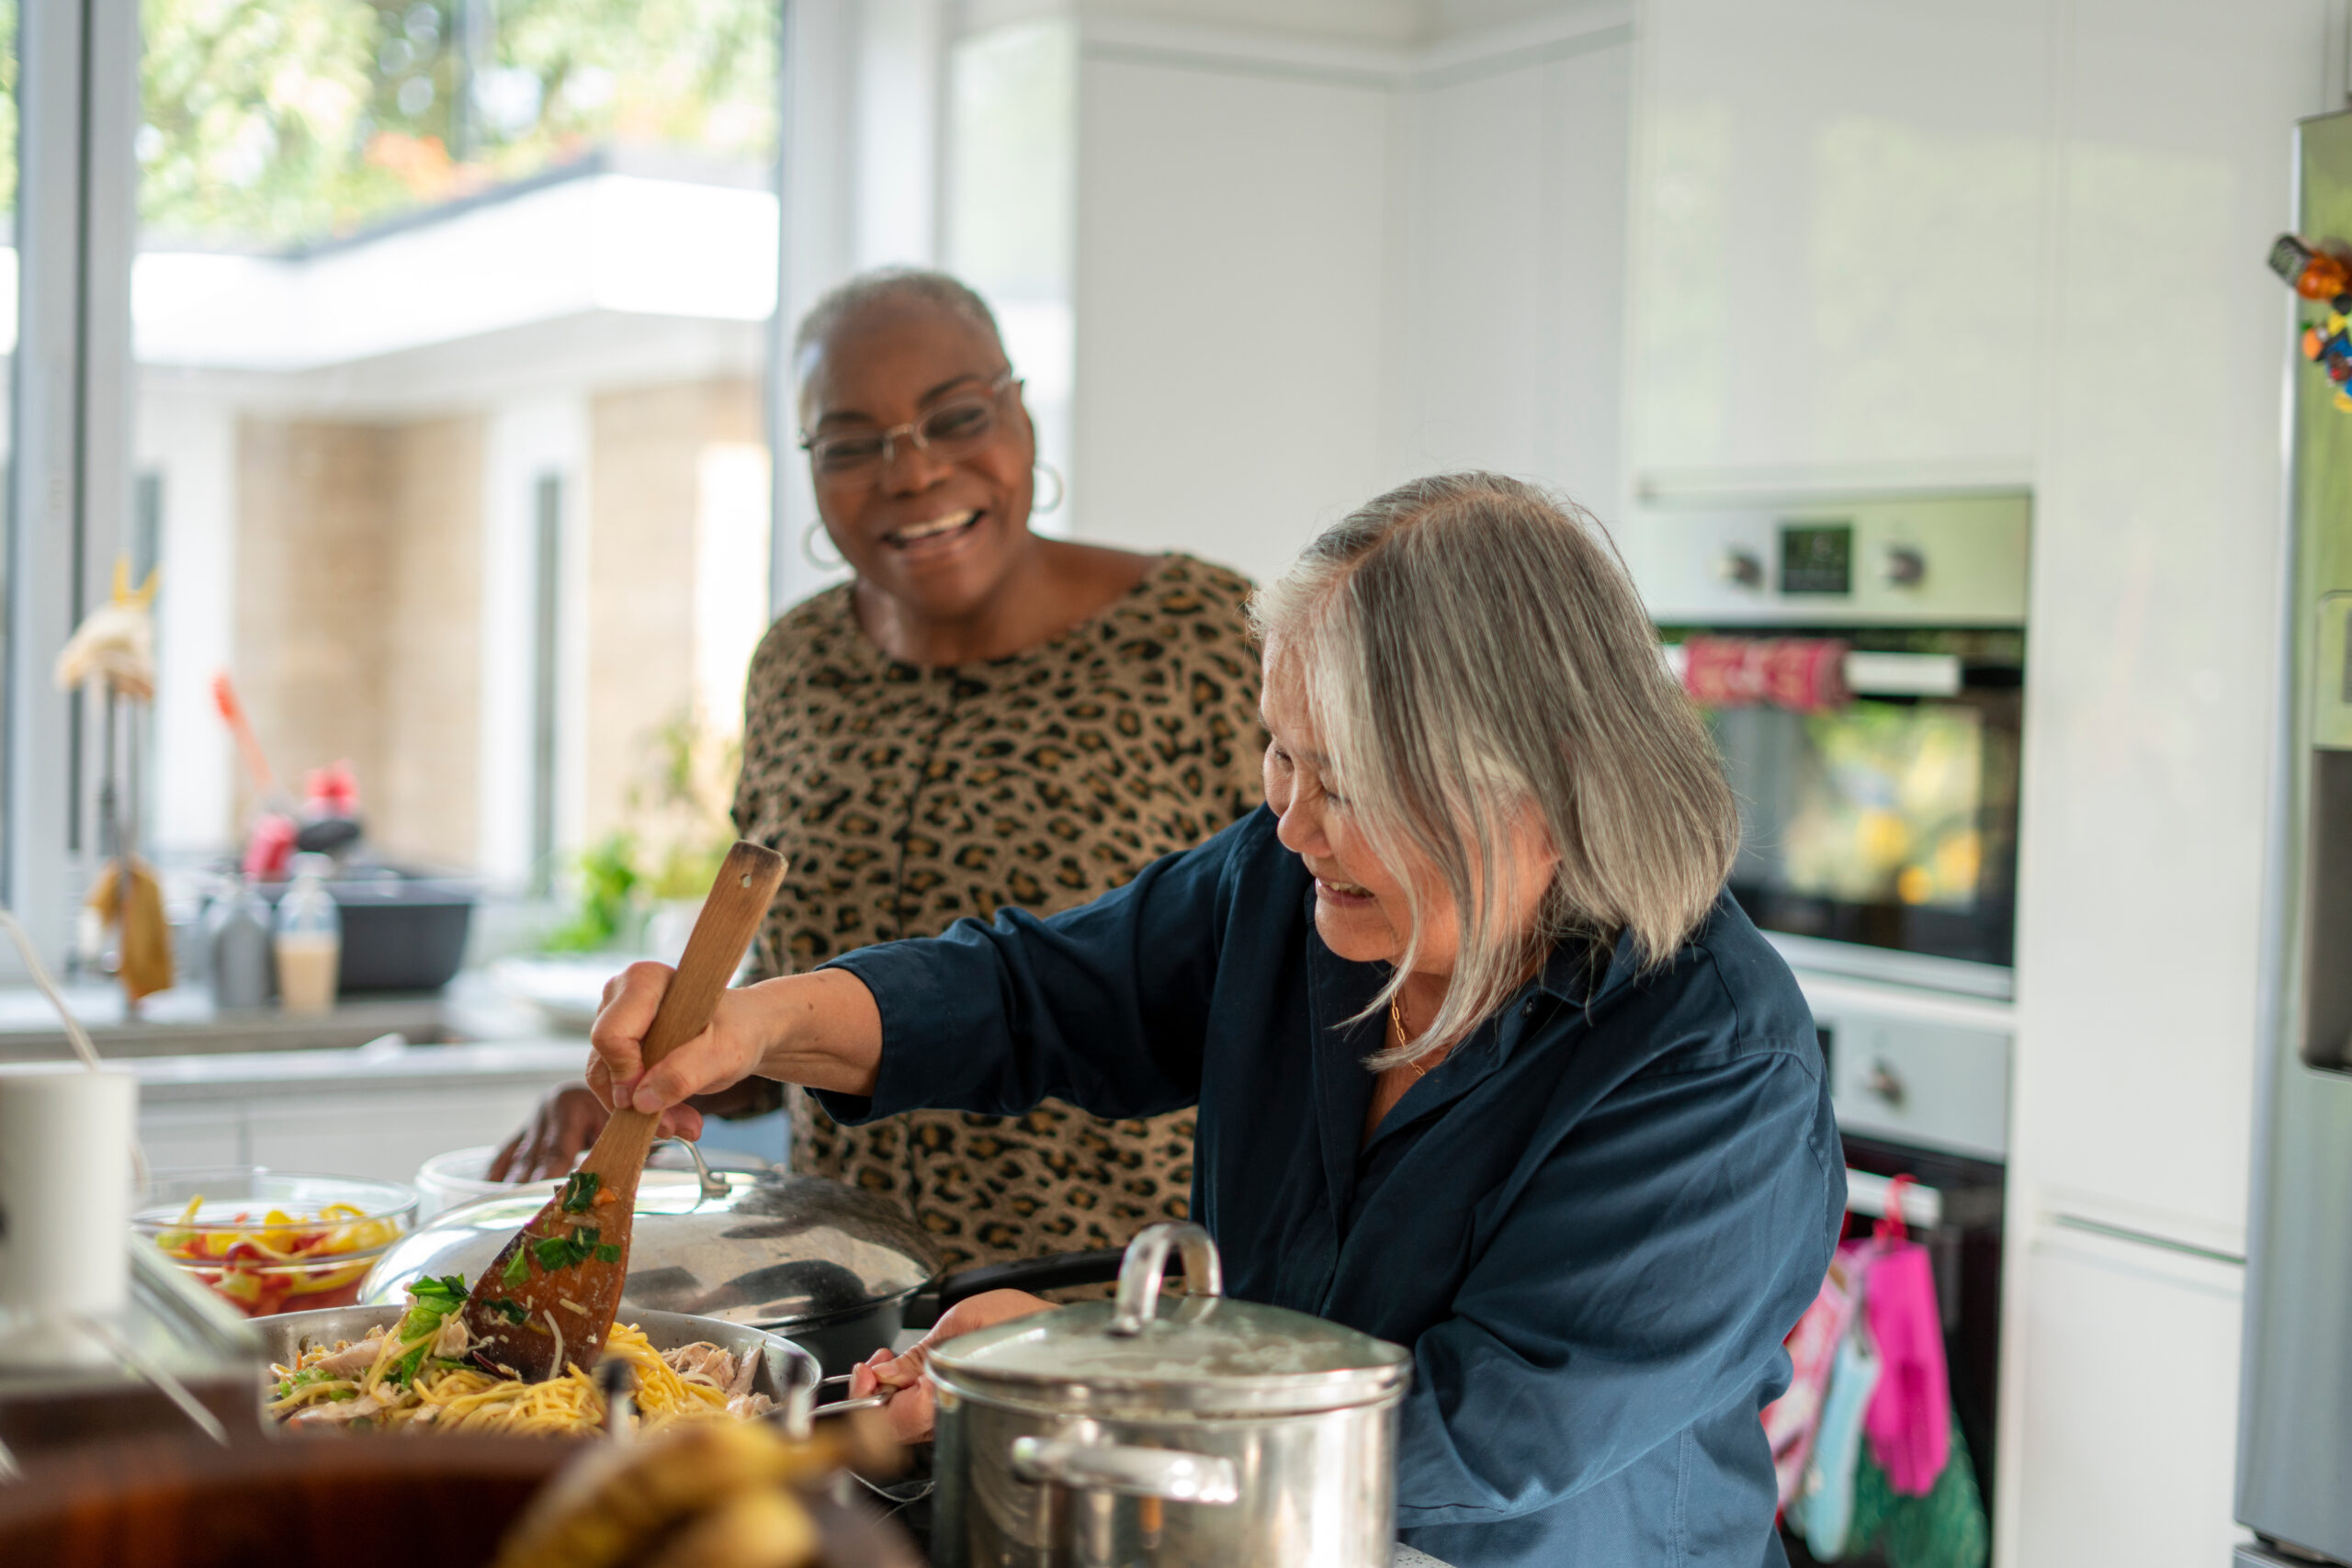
[
  {"xmin": 1107, "ymin": 1222, "xmax": 1223, "ymax": 1337},
  {"xmin": 653, "ymin": 1136, "xmax": 730, "ymax": 1201},
  {"xmin": 1011, "ymin": 1433, "xmax": 1239, "ymax": 1505}
]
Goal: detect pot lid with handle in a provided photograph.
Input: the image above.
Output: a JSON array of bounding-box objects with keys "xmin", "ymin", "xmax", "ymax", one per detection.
[
  {"xmin": 929, "ymin": 1223, "xmax": 1411, "ymax": 1418},
  {"xmin": 360, "ymin": 1157, "xmax": 943, "ymax": 1332}
]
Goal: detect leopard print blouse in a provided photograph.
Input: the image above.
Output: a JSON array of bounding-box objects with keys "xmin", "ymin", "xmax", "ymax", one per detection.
[{"xmin": 729, "ymin": 553, "xmax": 1265, "ymax": 1275}]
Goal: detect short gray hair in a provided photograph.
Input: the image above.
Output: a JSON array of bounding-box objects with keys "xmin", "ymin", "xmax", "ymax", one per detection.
[
  {"xmin": 1252, "ymin": 472, "xmax": 1738, "ymax": 1065},
  {"xmin": 791, "ymin": 267, "xmax": 1006, "ymax": 378}
]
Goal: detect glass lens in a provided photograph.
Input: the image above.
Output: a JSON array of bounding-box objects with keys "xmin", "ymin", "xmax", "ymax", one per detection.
[
  {"xmin": 919, "ymin": 397, "xmax": 996, "ymax": 448},
  {"xmin": 809, "ymin": 433, "xmax": 888, "ymax": 473}
]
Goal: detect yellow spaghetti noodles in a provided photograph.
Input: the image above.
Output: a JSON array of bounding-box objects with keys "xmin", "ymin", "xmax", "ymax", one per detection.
[{"xmin": 267, "ymin": 1319, "xmax": 766, "ymax": 1437}]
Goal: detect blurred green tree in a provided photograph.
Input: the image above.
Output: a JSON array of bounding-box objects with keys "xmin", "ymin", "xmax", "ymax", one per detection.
[
  {"xmin": 134, "ymin": 0, "xmax": 776, "ymax": 246},
  {"xmin": 0, "ymin": 4, "xmax": 17, "ymax": 218}
]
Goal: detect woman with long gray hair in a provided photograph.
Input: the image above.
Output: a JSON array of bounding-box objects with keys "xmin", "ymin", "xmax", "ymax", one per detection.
[{"xmin": 587, "ymin": 472, "xmax": 1843, "ymax": 1568}]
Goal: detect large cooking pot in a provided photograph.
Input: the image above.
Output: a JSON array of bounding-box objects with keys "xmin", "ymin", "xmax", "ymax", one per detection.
[
  {"xmin": 255, "ymin": 1303, "xmax": 822, "ymax": 1432},
  {"xmin": 928, "ymin": 1223, "xmax": 1412, "ymax": 1568},
  {"xmin": 359, "ymin": 1161, "xmax": 1148, "ymax": 1377}
]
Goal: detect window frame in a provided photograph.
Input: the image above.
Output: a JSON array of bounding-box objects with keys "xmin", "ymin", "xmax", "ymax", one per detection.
[{"xmin": 5, "ymin": 0, "xmax": 137, "ymax": 977}]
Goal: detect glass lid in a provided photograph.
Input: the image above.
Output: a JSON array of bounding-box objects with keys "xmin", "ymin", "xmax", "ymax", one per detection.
[
  {"xmin": 931, "ymin": 1224, "xmax": 1410, "ymax": 1416},
  {"xmin": 359, "ymin": 1165, "xmax": 942, "ymax": 1327}
]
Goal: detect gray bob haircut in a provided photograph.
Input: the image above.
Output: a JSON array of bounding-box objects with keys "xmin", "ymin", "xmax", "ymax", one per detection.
[
  {"xmin": 791, "ymin": 266, "xmax": 1005, "ymax": 384},
  {"xmin": 1251, "ymin": 472, "xmax": 1739, "ymax": 1066}
]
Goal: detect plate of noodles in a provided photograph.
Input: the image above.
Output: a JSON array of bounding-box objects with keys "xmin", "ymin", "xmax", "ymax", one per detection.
[{"xmin": 255, "ymin": 1280, "xmax": 820, "ymax": 1438}]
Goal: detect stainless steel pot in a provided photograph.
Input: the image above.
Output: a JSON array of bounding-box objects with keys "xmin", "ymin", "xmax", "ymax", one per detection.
[
  {"xmin": 928, "ymin": 1224, "xmax": 1412, "ymax": 1568},
  {"xmin": 357, "ymin": 1158, "xmax": 1151, "ymax": 1378},
  {"xmin": 254, "ymin": 1303, "xmax": 823, "ymax": 1433}
]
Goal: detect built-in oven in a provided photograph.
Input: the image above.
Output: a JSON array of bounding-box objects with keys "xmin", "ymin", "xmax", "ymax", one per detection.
[
  {"xmin": 1643, "ymin": 491, "xmax": 2030, "ymax": 1000},
  {"xmin": 1635, "ymin": 491, "xmax": 2029, "ymax": 1550}
]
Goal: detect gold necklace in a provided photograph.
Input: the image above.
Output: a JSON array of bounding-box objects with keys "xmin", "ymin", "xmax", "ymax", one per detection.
[{"xmin": 1389, "ymin": 993, "xmax": 1440, "ymax": 1083}]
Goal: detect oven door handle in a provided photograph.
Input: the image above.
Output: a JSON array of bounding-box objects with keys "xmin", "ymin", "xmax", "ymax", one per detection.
[{"xmin": 1845, "ymin": 1168, "xmax": 1942, "ymax": 1229}]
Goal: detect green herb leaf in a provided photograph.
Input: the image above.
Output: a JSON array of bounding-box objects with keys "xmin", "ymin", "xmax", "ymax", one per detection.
[
  {"xmin": 391, "ymin": 1342, "xmax": 432, "ymax": 1386},
  {"xmin": 502, "ymin": 1250, "xmax": 531, "ymax": 1285},
  {"xmin": 559, "ymin": 1171, "xmax": 603, "ymax": 1213},
  {"xmin": 489, "ymin": 1297, "xmax": 529, "ymax": 1324},
  {"xmin": 410, "ymin": 1273, "xmax": 468, "ymax": 1307},
  {"xmin": 533, "ymin": 1235, "xmax": 577, "ymax": 1271},
  {"xmin": 594, "ymin": 1244, "xmax": 620, "ymax": 1264},
  {"xmin": 574, "ymin": 1226, "xmax": 600, "ymax": 1249},
  {"xmin": 389, "ymin": 1271, "xmax": 473, "ymax": 1381},
  {"xmin": 273, "ymin": 1366, "xmax": 341, "ymax": 1400}
]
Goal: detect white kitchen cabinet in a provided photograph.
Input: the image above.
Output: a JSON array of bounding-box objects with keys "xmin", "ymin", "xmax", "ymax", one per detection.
[
  {"xmin": 2003, "ymin": 1219, "xmax": 2247, "ymax": 1567},
  {"xmin": 2010, "ymin": 0, "xmax": 2324, "ymax": 1253},
  {"xmin": 131, "ymin": 1041, "xmax": 586, "ymax": 1186},
  {"xmin": 1395, "ymin": 25, "xmax": 1632, "ymax": 519},
  {"xmin": 1630, "ymin": 0, "xmax": 2328, "ymax": 1248},
  {"xmin": 1072, "ymin": 23, "xmax": 1396, "ymax": 589},
  {"xmin": 1625, "ymin": 0, "xmax": 2052, "ymax": 490},
  {"xmin": 240, "ymin": 1087, "xmax": 558, "ymax": 1182},
  {"xmin": 137, "ymin": 1102, "xmax": 245, "ymax": 1172}
]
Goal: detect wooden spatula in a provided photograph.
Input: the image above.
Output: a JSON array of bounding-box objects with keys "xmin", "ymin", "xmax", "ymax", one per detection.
[{"xmin": 458, "ymin": 840, "xmax": 787, "ymax": 1382}]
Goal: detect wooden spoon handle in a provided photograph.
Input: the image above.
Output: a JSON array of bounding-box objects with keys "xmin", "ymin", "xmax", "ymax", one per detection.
[
  {"xmin": 639, "ymin": 840, "xmax": 788, "ymax": 1075},
  {"xmin": 586, "ymin": 840, "xmax": 788, "ymax": 1179}
]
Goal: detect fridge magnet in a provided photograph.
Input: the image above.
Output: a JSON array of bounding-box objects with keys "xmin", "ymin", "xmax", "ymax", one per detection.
[{"xmin": 2269, "ymin": 234, "xmax": 2352, "ymax": 410}]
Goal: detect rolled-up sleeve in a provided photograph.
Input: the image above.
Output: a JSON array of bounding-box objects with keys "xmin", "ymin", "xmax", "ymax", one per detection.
[
  {"xmin": 810, "ymin": 818, "xmax": 1246, "ymax": 1127},
  {"xmin": 1395, "ymin": 1038, "xmax": 1840, "ymax": 1525}
]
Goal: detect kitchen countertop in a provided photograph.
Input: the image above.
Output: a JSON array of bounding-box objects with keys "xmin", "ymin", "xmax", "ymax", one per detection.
[
  {"xmin": 0, "ymin": 986, "xmax": 462, "ymax": 1062},
  {"xmin": 123, "ymin": 1032, "xmax": 589, "ymax": 1104},
  {"xmin": 0, "ymin": 968, "xmax": 571, "ymax": 1064}
]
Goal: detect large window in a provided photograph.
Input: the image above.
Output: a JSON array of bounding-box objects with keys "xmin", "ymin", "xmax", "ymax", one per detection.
[{"xmin": 130, "ymin": 0, "xmax": 782, "ymax": 906}]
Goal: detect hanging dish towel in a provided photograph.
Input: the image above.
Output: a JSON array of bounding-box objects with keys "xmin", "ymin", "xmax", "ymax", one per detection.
[
  {"xmin": 1845, "ymin": 1412, "xmax": 1990, "ymax": 1568},
  {"xmin": 1789, "ymin": 1308, "xmax": 1883, "ymax": 1560},
  {"xmin": 1763, "ymin": 1242, "xmax": 1867, "ymax": 1510}
]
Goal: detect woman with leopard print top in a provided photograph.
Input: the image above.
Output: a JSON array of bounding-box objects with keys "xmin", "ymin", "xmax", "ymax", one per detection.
[{"xmin": 492, "ymin": 267, "xmax": 1263, "ymax": 1276}]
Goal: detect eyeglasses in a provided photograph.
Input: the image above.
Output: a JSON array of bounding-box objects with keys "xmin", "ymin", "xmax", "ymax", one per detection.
[{"xmin": 799, "ymin": 373, "xmax": 1015, "ymax": 485}]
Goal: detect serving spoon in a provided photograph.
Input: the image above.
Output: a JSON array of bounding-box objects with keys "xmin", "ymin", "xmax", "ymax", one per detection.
[{"xmin": 457, "ymin": 840, "xmax": 787, "ymax": 1382}]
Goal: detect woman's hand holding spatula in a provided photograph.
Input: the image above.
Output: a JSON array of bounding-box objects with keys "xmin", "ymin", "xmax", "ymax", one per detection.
[{"xmin": 456, "ymin": 841, "xmax": 786, "ymax": 1383}]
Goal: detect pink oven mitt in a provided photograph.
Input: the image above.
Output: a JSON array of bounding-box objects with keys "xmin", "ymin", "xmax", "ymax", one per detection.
[{"xmin": 1862, "ymin": 1233, "xmax": 1951, "ymax": 1494}]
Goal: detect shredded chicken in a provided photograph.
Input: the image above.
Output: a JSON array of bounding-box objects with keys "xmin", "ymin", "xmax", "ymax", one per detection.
[
  {"xmin": 430, "ymin": 1314, "xmax": 471, "ymax": 1361},
  {"xmin": 661, "ymin": 1342, "xmax": 769, "ymax": 1411},
  {"xmin": 303, "ymin": 1331, "xmax": 390, "ymax": 1379},
  {"xmin": 661, "ymin": 1341, "xmax": 740, "ymax": 1392},
  {"xmin": 287, "ymin": 1382, "xmax": 401, "ymax": 1427}
]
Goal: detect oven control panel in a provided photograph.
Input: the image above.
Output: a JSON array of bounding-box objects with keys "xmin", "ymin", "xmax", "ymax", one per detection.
[
  {"xmin": 1812, "ymin": 1006, "xmax": 2010, "ymax": 1162},
  {"xmin": 1633, "ymin": 491, "xmax": 2030, "ymax": 627}
]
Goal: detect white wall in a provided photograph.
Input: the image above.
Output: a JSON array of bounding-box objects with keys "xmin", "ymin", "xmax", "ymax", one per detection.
[
  {"xmin": 1071, "ymin": 36, "xmax": 1396, "ymax": 583},
  {"xmin": 1069, "ymin": 6, "xmax": 1633, "ymax": 588},
  {"xmin": 136, "ymin": 385, "xmax": 237, "ymax": 856},
  {"xmin": 946, "ymin": 17, "xmax": 1080, "ymax": 539},
  {"xmin": 1393, "ymin": 19, "xmax": 1631, "ymax": 524},
  {"xmin": 476, "ymin": 396, "xmax": 591, "ymax": 889}
]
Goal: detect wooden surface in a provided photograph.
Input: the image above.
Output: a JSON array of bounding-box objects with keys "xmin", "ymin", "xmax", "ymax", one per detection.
[
  {"xmin": 0, "ymin": 1431, "xmax": 920, "ymax": 1568},
  {"xmin": 458, "ymin": 841, "xmax": 786, "ymax": 1380}
]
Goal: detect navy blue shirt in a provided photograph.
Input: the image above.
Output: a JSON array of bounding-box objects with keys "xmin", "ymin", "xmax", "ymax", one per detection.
[{"xmin": 821, "ymin": 807, "xmax": 1842, "ymax": 1568}]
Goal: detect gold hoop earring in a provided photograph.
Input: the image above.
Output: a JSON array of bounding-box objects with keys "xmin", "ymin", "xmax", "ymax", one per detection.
[
  {"xmin": 801, "ymin": 519, "xmax": 845, "ymax": 570},
  {"xmin": 1033, "ymin": 460, "xmax": 1066, "ymax": 516}
]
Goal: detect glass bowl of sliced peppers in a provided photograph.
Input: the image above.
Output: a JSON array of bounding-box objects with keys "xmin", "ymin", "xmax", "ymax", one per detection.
[{"xmin": 134, "ymin": 1168, "xmax": 421, "ymax": 1318}]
